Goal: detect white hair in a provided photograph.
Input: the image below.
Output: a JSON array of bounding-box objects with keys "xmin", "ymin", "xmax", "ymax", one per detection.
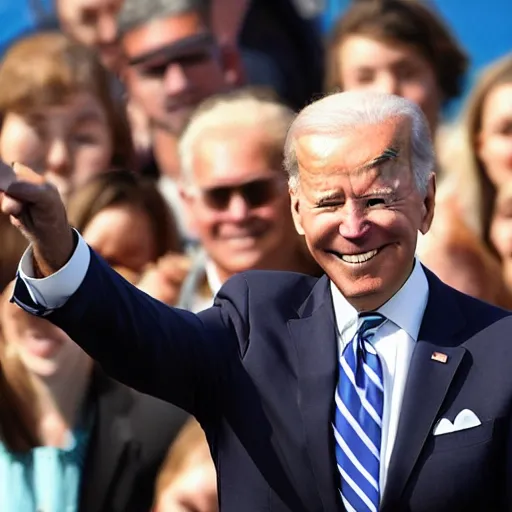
[
  {"xmin": 178, "ymin": 90, "xmax": 296, "ymax": 183},
  {"xmin": 284, "ymin": 91, "xmax": 435, "ymax": 196}
]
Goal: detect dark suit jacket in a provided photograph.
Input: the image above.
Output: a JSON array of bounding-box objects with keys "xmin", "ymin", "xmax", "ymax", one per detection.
[
  {"xmin": 13, "ymin": 250, "xmax": 512, "ymax": 511},
  {"xmin": 79, "ymin": 367, "xmax": 188, "ymax": 512}
]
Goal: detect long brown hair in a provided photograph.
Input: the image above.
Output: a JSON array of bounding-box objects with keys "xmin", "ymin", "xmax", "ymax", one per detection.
[
  {"xmin": 0, "ymin": 286, "xmax": 40, "ymax": 452},
  {"xmin": 0, "ymin": 31, "xmax": 134, "ymax": 170}
]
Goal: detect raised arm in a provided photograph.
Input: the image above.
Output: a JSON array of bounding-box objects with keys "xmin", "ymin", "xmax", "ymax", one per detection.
[{"xmin": 1, "ymin": 163, "xmax": 247, "ymax": 419}]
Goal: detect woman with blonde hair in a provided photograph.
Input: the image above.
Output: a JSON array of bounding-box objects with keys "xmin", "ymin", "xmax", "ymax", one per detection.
[
  {"xmin": 419, "ymin": 53, "xmax": 512, "ymax": 303},
  {"xmin": 437, "ymin": 53, "xmax": 512, "ymax": 245}
]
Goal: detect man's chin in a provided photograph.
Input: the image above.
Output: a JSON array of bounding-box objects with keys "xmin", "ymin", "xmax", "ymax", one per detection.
[{"xmin": 151, "ymin": 108, "xmax": 195, "ymax": 135}]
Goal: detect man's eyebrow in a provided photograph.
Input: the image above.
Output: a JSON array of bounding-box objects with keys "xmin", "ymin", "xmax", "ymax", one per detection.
[
  {"xmin": 315, "ymin": 192, "xmax": 344, "ymax": 205},
  {"xmin": 128, "ymin": 32, "xmax": 214, "ymax": 66},
  {"xmin": 355, "ymin": 147, "xmax": 400, "ymax": 174}
]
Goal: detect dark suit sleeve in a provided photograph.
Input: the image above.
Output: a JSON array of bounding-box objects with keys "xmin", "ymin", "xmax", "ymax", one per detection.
[{"xmin": 33, "ymin": 249, "xmax": 248, "ymax": 418}]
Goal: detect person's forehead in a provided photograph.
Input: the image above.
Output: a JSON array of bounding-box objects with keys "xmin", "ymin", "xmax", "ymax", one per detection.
[
  {"xmin": 121, "ymin": 11, "xmax": 208, "ymax": 58},
  {"xmin": 192, "ymin": 128, "xmax": 280, "ymax": 186},
  {"xmin": 59, "ymin": 0, "xmax": 116, "ymax": 12},
  {"xmin": 339, "ymin": 35, "xmax": 428, "ymax": 67},
  {"xmin": 296, "ymin": 119, "xmax": 409, "ymax": 174}
]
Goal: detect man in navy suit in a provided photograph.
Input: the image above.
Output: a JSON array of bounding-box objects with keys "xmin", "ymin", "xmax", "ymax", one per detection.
[{"xmin": 3, "ymin": 91, "xmax": 512, "ymax": 512}]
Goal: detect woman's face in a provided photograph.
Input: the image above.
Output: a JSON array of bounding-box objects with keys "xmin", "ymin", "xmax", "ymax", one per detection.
[
  {"xmin": 490, "ymin": 185, "xmax": 512, "ymax": 290},
  {"xmin": 1, "ymin": 299, "xmax": 89, "ymax": 379},
  {"xmin": 82, "ymin": 204, "xmax": 158, "ymax": 273},
  {"xmin": 0, "ymin": 91, "xmax": 113, "ymax": 200},
  {"xmin": 491, "ymin": 185, "xmax": 512, "ymax": 260},
  {"xmin": 477, "ymin": 82, "xmax": 512, "ymax": 187}
]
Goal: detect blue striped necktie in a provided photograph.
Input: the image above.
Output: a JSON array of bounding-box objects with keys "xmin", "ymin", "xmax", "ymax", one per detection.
[{"xmin": 333, "ymin": 312, "xmax": 386, "ymax": 512}]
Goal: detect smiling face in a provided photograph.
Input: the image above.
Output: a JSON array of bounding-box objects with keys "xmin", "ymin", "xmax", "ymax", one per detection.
[
  {"xmin": 1, "ymin": 298, "xmax": 89, "ymax": 379},
  {"xmin": 182, "ymin": 126, "xmax": 298, "ymax": 281},
  {"xmin": 290, "ymin": 117, "xmax": 435, "ymax": 310}
]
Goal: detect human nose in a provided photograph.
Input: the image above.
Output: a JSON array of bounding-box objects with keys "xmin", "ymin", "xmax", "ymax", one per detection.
[
  {"xmin": 338, "ymin": 203, "xmax": 370, "ymax": 240},
  {"xmin": 226, "ymin": 192, "xmax": 250, "ymax": 221},
  {"xmin": 374, "ymin": 72, "xmax": 400, "ymax": 96},
  {"xmin": 46, "ymin": 138, "xmax": 71, "ymax": 176},
  {"xmin": 163, "ymin": 62, "xmax": 189, "ymax": 95},
  {"xmin": 97, "ymin": 14, "xmax": 117, "ymax": 45}
]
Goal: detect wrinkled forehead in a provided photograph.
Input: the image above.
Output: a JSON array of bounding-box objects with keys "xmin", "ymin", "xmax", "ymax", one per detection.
[{"xmin": 294, "ymin": 120, "xmax": 412, "ymax": 184}]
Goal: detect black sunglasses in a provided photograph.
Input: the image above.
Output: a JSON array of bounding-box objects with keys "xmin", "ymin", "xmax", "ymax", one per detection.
[{"xmin": 199, "ymin": 177, "xmax": 286, "ymax": 211}]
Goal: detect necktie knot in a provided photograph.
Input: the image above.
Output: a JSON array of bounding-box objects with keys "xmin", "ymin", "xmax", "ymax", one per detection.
[{"xmin": 358, "ymin": 312, "xmax": 386, "ymax": 343}]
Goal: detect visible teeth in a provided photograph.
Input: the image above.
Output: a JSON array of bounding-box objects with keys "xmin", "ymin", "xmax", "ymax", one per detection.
[{"xmin": 341, "ymin": 249, "xmax": 378, "ymax": 264}]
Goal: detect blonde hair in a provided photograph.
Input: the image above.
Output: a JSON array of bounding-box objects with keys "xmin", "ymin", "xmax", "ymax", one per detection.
[
  {"xmin": 154, "ymin": 418, "xmax": 213, "ymax": 500},
  {"xmin": 178, "ymin": 88, "xmax": 295, "ymax": 182},
  {"xmin": 438, "ymin": 53, "xmax": 512, "ymax": 244}
]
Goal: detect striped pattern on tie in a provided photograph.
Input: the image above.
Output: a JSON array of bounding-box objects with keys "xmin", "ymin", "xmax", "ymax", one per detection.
[{"xmin": 333, "ymin": 312, "xmax": 386, "ymax": 512}]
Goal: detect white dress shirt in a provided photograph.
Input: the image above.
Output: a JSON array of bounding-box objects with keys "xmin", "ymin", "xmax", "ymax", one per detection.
[{"xmin": 330, "ymin": 260, "xmax": 429, "ymax": 495}]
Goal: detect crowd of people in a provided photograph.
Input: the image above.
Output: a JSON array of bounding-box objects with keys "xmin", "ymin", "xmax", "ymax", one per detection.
[{"xmin": 0, "ymin": 0, "xmax": 511, "ymax": 511}]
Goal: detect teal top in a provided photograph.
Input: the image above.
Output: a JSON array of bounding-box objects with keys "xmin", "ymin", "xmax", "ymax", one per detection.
[{"xmin": 0, "ymin": 419, "xmax": 92, "ymax": 512}]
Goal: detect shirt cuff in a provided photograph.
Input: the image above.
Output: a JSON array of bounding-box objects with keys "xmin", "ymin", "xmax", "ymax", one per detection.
[{"xmin": 18, "ymin": 229, "xmax": 91, "ymax": 309}]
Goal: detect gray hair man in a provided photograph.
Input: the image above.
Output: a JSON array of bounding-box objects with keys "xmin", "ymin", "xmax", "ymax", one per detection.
[
  {"xmin": 118, "ymin": 0, "xmax": 244, "ymax": 242},
  {"xmin": 6, "ymin": 91, "xmax": 512, "ymax": 512}
]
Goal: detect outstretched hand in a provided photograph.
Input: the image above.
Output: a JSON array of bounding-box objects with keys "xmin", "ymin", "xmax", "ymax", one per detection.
[{"xmin": 0, "ymin": 162, "xmax": 74, "ymax": 277}]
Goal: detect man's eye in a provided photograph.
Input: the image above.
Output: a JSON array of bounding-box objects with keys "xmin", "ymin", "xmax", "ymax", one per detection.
[
  {"xmin": 366, "ymin": 198, "xmax": 386, "ymax": 208},
  {"xmin": 139, "ymin": 65, "xmax": 167, "ymax": 78}
]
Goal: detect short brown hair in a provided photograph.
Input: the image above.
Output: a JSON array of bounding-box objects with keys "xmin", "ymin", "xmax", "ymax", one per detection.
[
  {"xmin": 325, "ymin": 0, "xmax": 468, "ymax": 102},
  {"xmin": 0, "ymin": 32, "xmax": 134, "ymax": 170}
]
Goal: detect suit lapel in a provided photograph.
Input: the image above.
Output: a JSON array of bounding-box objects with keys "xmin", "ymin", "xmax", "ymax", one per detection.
[
  {"xmin": 288, "ymin": 275, "xmax": 342, "ymax": 512},
  {"xmin": 79, "ymin": 368, "xmax": 134, "ymax": 512},
  {"xmin": 381, "ymin": 269, "xmax": 467, "ymax": 510}
]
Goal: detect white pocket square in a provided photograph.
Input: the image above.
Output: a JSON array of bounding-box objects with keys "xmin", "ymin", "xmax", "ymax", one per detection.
[{"xmin": 433, "ymin": 409, "xmax": 482, "ymax": 436}]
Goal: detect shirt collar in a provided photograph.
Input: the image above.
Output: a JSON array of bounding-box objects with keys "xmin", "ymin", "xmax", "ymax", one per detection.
[
  {"xmin": 205, "ymin": 259, "xmax": 223, "ymax": 296},
  {"xmin": 330, "ymin": 258, "xmax": 429, "ymax": 341}
]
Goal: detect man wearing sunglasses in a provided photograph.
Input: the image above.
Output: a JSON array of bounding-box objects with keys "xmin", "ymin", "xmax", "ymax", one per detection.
[
  {"xmin": 117, "ymin": 0, "xmax": 244, "ymax": 241},
  {"xmin": 168, "ymin": 89, "xmax": 320, "ymax": 311}
]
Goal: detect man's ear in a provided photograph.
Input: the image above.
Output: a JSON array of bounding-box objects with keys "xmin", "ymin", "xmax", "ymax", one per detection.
[
  {"xmin": 419, "ymin": 173, "xmax": 436, "ymax": 235},
  {"xmin": 220, "ymin": 43, "xmax": 245, "ymax": 87},
  {"xmin": 290, "ymin": 187, "xmax": 305, "ymax": 235},
  {"xmin": 179, "ymin": 182, "xmax": 198, "ymax": 235}
]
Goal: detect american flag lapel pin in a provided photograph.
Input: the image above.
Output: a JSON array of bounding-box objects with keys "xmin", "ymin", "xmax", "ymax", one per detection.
[{"xmin": 431, "ymin": 351, "xmax": 448, "ymax": 364}]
